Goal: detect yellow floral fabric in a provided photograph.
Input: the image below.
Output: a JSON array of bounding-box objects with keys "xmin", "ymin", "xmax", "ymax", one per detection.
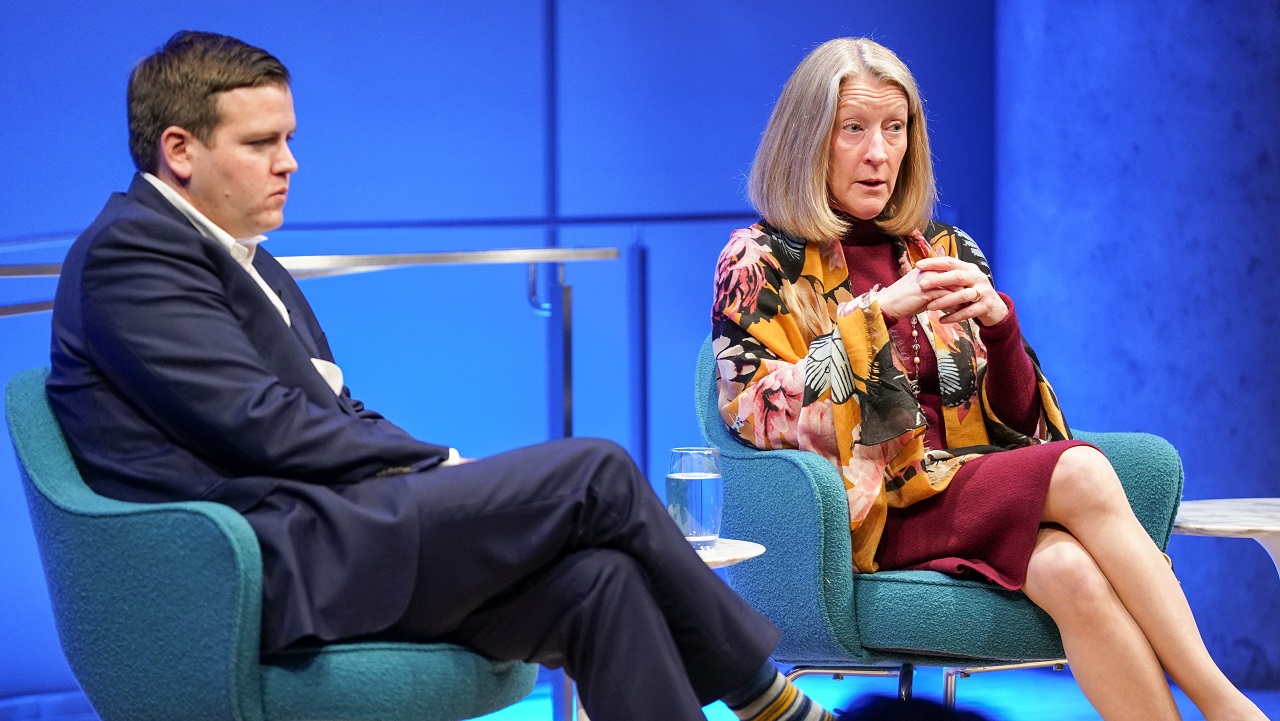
[{"xmin": 711, "ymin": 220, "xmax": 1070, "ymax": 572}]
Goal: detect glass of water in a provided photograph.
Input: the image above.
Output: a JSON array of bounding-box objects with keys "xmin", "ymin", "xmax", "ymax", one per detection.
[{"xmin": 666, "ymin": 447, "xmax": 723, "ymax": 550}]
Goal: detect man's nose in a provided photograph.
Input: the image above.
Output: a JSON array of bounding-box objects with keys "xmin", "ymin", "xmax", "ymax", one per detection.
[{"xmin": 276, "ymin": 144, "xmax": 298, "ymax": 174}]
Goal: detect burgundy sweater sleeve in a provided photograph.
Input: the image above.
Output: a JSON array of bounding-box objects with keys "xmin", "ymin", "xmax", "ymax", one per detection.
[{"xmin": 978, "ymin": 292, "xmax": 1041, "ymax": 436}]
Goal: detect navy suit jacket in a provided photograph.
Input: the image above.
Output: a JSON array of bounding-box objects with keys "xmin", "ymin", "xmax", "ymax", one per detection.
[{"xmin": 48, "ymin": 175, "xmax": 451, "ymax": 650}]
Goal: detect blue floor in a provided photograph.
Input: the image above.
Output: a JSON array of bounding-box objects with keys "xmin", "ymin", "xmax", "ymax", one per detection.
[
  {"xmin": 482, "ymin": 667, "xmax": 1280, "ymax": 720},
  {"xmin": 3, "ymin": 668, "xmax": 1278, "ymax": 720}
]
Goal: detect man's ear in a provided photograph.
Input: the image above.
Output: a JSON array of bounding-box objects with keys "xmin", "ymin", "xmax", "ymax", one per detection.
[{"xmin": 159, "ymin": 126, "xmax": 197, "ymax": 181}]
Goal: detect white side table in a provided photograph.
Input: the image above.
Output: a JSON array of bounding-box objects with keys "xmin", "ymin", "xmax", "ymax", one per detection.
[
  {"xmin": 1172, "ymin": 498, "xmax": 1280, "ymax": 577},
  {"xmin": 698, "ymin": 538, "xmax": 767, "ymax": 569}
]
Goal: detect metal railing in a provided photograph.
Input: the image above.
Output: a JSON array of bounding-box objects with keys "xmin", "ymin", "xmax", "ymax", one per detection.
[
  {"xmin": 0, "ymin": 247, "xmax": 618, "ymax": 317},
  {"xmin": 0, "ymin": 246, "xmax": 620, "ymax": 442}
]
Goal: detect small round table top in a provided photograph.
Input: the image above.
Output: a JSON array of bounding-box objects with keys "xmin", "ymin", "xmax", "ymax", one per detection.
[
  {"xmin": 1173, "ymin": 498, "xmax": 1280, "ymax": 539},
  {"xmin": 696, "ymin": 538, "xmax": 767, "ymax": 569}
]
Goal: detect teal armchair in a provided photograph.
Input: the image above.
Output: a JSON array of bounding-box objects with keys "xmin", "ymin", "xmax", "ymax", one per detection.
[
  {"xmin": 5, "ymin": 367, "xmax": 537, "ymax": 721},
  {"xmin": 694, "ymin": 337, "xmax": 1183, "ymax": 703}
]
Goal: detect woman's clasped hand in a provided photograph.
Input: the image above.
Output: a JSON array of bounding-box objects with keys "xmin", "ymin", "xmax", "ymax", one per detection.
[{"xmin": 877, "ymin": 255, "xmax": 1008, "ymax": 327}]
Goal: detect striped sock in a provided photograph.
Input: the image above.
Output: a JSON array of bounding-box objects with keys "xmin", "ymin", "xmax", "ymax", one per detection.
[{"xmin": 723, "ymin": 665, "xmax": 836, "ymax": 721}]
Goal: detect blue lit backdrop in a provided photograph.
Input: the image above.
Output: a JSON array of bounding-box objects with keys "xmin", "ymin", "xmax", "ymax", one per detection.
[
  {"xmin": 996, "ymin": 0, "xmax": 1280, "ymax": 687},
  {"xmin": 0, "ymin": 0, "xmax": 1274, "ymax": 710}
]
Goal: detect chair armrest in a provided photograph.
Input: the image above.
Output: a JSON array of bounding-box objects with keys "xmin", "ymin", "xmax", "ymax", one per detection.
[
  {"xmin": 22, "ymin": 490, "xmax": 267, "ymax": 721},
  {"xmin": 7, "ymin": 367, "xmax": 266, "ymax": 721},
  {"xmin": 718, "ymin": 446, "xmax": 865, "ymax": 665},
  {"xmin": 1073, "ymin": 430, "xmax": 1184, "ymax": 549},
  {"xmin": 695, "ymin": 337, "xmax": 864, "ymax": 664}
]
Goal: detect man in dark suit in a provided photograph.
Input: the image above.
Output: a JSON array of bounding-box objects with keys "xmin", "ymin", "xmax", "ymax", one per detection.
[{"xmin": 47, "ymin": 31, "xmax": 838, "ymax": 721}]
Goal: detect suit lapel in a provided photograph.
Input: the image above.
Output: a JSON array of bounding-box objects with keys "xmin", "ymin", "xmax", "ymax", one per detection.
[
  {"xmin": 125, "ymin": 175, "xmax": 339, "ymax": 406},
  {"xmin": 252, "ymin": 250, "xmax": 323, "ymax": 358}
]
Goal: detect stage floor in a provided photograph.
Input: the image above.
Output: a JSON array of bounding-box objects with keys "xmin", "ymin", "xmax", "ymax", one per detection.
[{"xmin": 3, "ymin": 666, "xmax": 1278, "ymax": 720}]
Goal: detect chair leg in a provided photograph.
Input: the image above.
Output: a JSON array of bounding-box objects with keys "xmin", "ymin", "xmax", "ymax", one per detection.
[
  {"xmin": 785, "ymin": 665, "xmax": 910, "ymax": 704},
  {"xmin": 942, "ymin": 659, "xmax": 1067, "ymax": 709},
  {"xmin": 897, "ymin": 663, "xmax": 914, "ymax": 701},
  {"xmin": 943, "ymin": 668, "xmax": 961, "ymax": 709},
  {"xmin": 550, "ymin": 669, "xmax": 578, "ymax": 721}
]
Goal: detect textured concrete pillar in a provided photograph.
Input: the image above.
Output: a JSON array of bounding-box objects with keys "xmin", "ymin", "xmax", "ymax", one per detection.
[{"xmin": 995, "ymin": 1, "xmax": 1280, "ymax": 687}]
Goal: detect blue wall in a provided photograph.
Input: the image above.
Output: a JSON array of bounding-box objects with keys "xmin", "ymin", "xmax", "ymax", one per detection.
[
  {"xmin": 996, "ymin": 0, "xmax": 1280, "ymax": 687},
  {"xmin": 5, "ymin": 0, "xmax": 1269, "ymax": 706},
  {"xmin": 0, "ymin": 0, "xmax": 996, "ymax": 703}
]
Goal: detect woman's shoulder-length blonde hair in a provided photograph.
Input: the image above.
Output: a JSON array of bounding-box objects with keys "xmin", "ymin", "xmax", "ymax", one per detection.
[{"xmin": 748, "ymin": 37, "xmax": 936, "ymax": 241}]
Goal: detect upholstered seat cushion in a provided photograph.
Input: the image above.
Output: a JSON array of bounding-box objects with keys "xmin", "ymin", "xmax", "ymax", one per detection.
[
  {"xmin": 262, "ymin": 642, "xmax": 537, "ymax": 721},
  {"xmin": 853, "ymin": 571, "xmax": 1061, "ymax": 663}
]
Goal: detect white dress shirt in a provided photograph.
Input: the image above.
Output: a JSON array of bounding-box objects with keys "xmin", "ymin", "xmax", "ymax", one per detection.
[
  {"xmin": 140, "ymin": 174, "xmax": 460, "ymax": 465},
  {"xmin": 141, "ymin": 173, "xmax": 345, "ymax": 396}
]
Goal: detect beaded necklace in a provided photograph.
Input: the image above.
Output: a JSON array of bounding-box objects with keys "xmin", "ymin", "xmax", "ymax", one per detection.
[{"xmin": 907, "ymin": 315, "xmax": 921, "ymax": 396}]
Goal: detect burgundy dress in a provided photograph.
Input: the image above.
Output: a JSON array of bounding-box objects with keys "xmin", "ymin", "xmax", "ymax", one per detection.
[{"xmin": 840, "ymin": 222, "xmax": 1088, "ymax": 590}]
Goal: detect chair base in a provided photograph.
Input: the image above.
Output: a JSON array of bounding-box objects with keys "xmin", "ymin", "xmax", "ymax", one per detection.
[
  {"xmin": 786, "ymin": 659, "xmax": 1069, "ymax": 708},
  {"xmin": 787, "ymin": 663, "xmax": 915, "ymax": 701},
  {"xmin": 942, "ymin": 659, "xmax": 1068, "ymax": 708}
]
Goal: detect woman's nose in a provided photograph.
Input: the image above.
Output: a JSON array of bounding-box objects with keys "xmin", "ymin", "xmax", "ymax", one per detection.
[{"xmin": 865, "ymin": 131, "xmax": 889, "ymax": 165}]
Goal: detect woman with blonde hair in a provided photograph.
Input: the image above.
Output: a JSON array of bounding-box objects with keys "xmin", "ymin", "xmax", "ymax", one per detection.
[{"xmin": 712, "ymin": 37, "xmax": 1266, "ymax": 721}]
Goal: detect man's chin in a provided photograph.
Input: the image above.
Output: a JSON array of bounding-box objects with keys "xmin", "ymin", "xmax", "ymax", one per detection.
[{"xmin": 253, "ymin": 212, "xmax": 286, "ymax": 235}]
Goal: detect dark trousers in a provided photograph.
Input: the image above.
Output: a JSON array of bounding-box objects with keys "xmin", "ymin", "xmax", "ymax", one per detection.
[{"xmin": 382, "ymin": 437, "xmax": 780, "ymax": 720}]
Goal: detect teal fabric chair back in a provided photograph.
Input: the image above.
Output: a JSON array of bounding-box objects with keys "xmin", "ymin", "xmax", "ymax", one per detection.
[
  {"xmin": 6, "ymin": 367, "xmax": 536, "ymax": 721},
  {"xmin": 694, "ymin": 337, "xmax": 1183, "ymax": 667}
]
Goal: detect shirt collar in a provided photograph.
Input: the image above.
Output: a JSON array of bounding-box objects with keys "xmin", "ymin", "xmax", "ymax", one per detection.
[{"xmin": 141, "ymin": 172, "xmax": 268, "ymax": 263}]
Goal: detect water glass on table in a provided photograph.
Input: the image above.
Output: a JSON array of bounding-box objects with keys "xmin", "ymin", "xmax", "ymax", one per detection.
[{"xmin": 665, "ymin": 447, "xmax": 722, "ymax": 550}]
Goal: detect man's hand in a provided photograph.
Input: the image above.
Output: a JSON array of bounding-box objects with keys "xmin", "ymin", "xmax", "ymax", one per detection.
[{"xmin": 440, "ymin": 448, "xmax": 474, "ymax": 467}]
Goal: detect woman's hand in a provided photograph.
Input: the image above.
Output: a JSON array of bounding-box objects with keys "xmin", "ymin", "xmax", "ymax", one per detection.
[
  {"xmin": 913, "ymin": 256, "xmax": 1008, "ymax": 326},
  {"xmin": 876, "ymin": 268, "xmax": 951, "ymax": 320}
]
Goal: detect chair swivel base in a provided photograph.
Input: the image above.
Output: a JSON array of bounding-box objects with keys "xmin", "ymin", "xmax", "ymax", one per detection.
[{"xmin": 786, "ymin": 663, "xmax": 915, "ymax": 701}]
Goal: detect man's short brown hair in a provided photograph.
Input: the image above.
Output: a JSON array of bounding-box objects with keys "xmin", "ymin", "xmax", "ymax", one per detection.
[{"xmin": 127, "ymin": 30, "xmax": 290, "ymax": 173}]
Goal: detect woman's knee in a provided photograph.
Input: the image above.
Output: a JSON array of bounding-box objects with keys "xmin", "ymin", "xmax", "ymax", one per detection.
[
  {"xmin": 1045, "ymin": 446, "xmax": 1128, "ymax": 524},
  {"xmin": 1024, "ymin": 529, "xmax": 1116, "ymax": 620}
]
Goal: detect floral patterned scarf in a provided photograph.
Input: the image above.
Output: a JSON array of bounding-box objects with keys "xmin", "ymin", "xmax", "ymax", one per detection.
[{"xmin": 711, "ymin": 220, "xmax": 1069, "ymax": 572}]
